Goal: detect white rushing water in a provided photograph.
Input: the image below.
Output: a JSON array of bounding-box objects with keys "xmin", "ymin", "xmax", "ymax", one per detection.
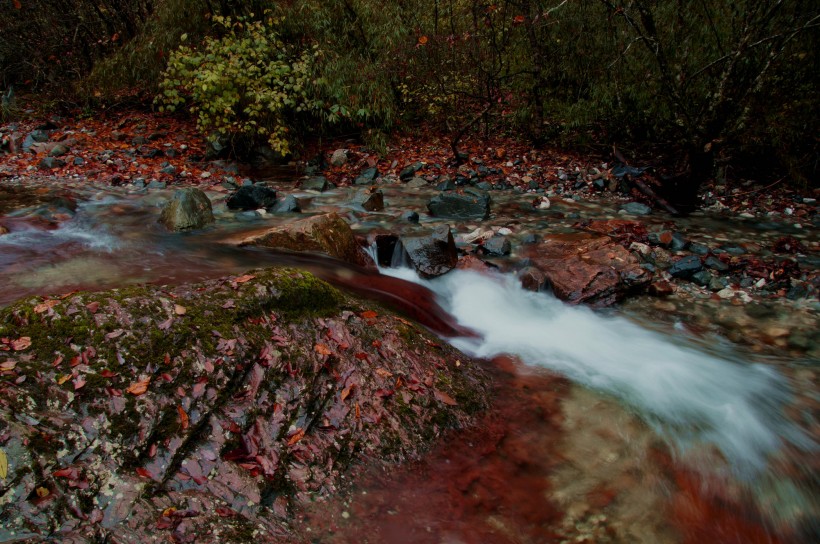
[{"xmin": 384, "ymin": 267, "xmax": 813, "ymax": 479}]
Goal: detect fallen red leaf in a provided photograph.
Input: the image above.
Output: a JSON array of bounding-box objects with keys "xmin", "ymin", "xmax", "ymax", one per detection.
[
  {"xmin": 99, "ymin": 369, "xmax": 118, "ymax": 378},
  {"xmin": 233, "ymin": 274, "xmax": 255, "ymax": 284},
  {"xmin": 434, "ymin": 389, "xmax": 458, "ymax": 406},
  {"xmin": 86, "ymin": 301, "xmax": 99, "ymax": 313},
  {"xmin": 287, "ymin": 428, "xmax": 305, "ymax": 446},
  {"xmin": 34, "ymin": 299, "xmax": 59, "ymax": 313},
  {"xmin": 361, "ymin": 310, "xmax": 378, "ymax": 320},
  {"xmin": 341, "ymin": 384, "xmax": 354, "ymax": 401},
  {"xmin": 11, "ymin": 337, "xmax": 31, "ymax": 351},
  {"xmin": 126, "ymin": 377, "xmax": 151, "ymax": 396},
  {"xmin": 177, "ymin": 405, "xmax": 189, "ymax": 430},
  {"xmin": 135, "ymin": 467, "xmax": 152, "ymax": 479},
  {"xmin": 314, "ymin": 343, "xmax": 332, "ymax": 356}
]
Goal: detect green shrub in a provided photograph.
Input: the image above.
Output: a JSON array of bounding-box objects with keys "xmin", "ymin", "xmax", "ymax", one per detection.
[{"xmin": 156, "ymin": 14, "xmax": 322, "ymax": 155}]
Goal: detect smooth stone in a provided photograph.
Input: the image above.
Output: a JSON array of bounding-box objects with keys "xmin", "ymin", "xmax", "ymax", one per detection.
[
  {"xmin": 620, "ymin": 201, "xmax": 652, "ymax": 215},
  {"xmin": 158, "ymin": 188, "xmax": 215, "ymax": 231}
]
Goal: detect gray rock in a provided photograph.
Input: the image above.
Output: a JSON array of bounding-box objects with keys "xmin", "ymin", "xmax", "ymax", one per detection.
[
  {"xmin": 302, "ymin": 176, "xmax": 330, "ymax": 192},
  {"xmin": 400, "ymin": 225, "xmax": 458, "ymax": 278},
  {"xmin": 406, "ymin": 176, "xmax": 427, "ymax": 189},
  {"xmin": 73, "ymin": 157, "xmax": 84, "ymax": 166},
  {"xmin": 704, "ymin": 255, "xmax": 729, "ymax": 271},
  {"xmin": 709, "ymin": 276, "xmax": 730, "ymax": 291},
  {"xmin": 355, "ymin": 166, "xmax": 379, "ymax": 185},
  {"xmin": 22, "ymin": 129, "xmax": 49, "ymax": 152},
  {"xmin": 354, "ymin": 188, "xmax": 384, "ymax": 211},
  {"xmin": 401, "ymin": 211, "xmax": 419, "ymax": 223},
  {"xmin": 436, "ymin": 176, "xmax": 456, "ymax": 191},
  {"xmin": 38, "ymin": 157, "xmax": 65, "ymax": 169},
  {"xmin": 226, "ymin": 185, "xmax": 278, "ymax": 211},
  {"xmin": 147, "ymin": 180, "xmax": 167, "ymax": 189},
  {"xmin": 476, "ymin": 181, "xmax": 493, "ymax": 191},
  {"xmin": 668, "ymin": 255, "xmax": 703, "ymax": 279},
  {"xmin": 272, "ymin": 194, "xmax": 301, "ymax": 213},
  {"xmin": 482, "ymin": 235, "xmax": 511, "ymax": 256},
  {"xmin": 691, "ymin": 270, "xmax": 713, "ymax": 287},
  {"xmin": 49, "ymin": 143, "xmax": 70, "ymax": 157},
  {"xmin": 400, "ymin": 162, "xmax": 424, "ymax": 180},
  {"xmin": 427, "ymin": 188, "xmax": 491, "ymax": 220},
  {"xmin": 620, "ymin": 201, "xmax": 652, "ymax": 215},
  {"xmin": 160, "ymin": 165, "xmax": 177, "ymax": 175},
  {"xmin": 330, "ymin": 148, "xmax": 348, "ymax": 166},
  {"xmin": 158, "ymin": 188, "xmax": 215, "ymax": 231},
  {"xmin": 689, "ymin": 242, "xmax": 710, "ymax": 255},
  {"xmin": 670, "ymin": 233, "xmax": 689, "ymax": 251}
]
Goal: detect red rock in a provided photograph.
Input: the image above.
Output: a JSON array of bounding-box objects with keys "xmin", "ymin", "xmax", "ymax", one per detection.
[{"xmin": 522, "ymin": 233, "xmax": 651, "ymax": 306}]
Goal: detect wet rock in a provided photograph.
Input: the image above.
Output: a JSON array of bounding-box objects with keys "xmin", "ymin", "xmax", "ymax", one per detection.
[
  {"xmin": 160, "ymin": 164, "xmax": 177, "ymax": 175},
  {"xmin": 691, "ymin": 270, "xmax": 713, "ymax": 287},
  {"xmin": 620, "ymin": 202, "xmax": 652, "ymax": 215},
  {"xmin": 709, "ymin": 276, "xmax": 730, "ymax": 291},
  {"xmin": 436, "ymin": 176, "xmax": 456, "ymax": 191},
  {"xmin": 689, "ymin": 242, "xmax": 710, "ymax": 256},
  {"xmin": 669, "ymin": 232, "xmax": 689, "ymax": 251},
  {"xmin": 22, "ymin": 128, "xmax": 49, "ymax": 152},
  {"xmin": 302, "ymin": 176, "xmax": 331, "ymax": 192},
  {"xmin": 226, "ymin": 184, "xmax": 278, "ymax": 211},
  {"xmin": 427, "ymin": 188, "xmax": 491, "ymax": 220},
  {"xmin": 518, "ymin": 266, "xmax": 547, "ymax": 292},
  {"xmin": 523, "ymin": 233, "xmax": 651, "ymax": 306},
  {"xmin": 38, "ymin": 156, "xmax": 65, "ymax": 169},
  {"xmin": 271, "ymin": 194, "xmax": 301, "ymax": 213},
  {"xmin": 48, "ymin": 142, "xmax": 70, "ymax": 157},
  {"xmin": 159, "ymin": 188, "xmax": 215, "ymax": 231},
  {"xmin": 787, "ymin": 281, "xmax": 816, "ymax": 300},
  {"xmin": 482, "ymin": 235, "xmax": 512, "ymax": 256},
  {"xmin": 400, "ymin": 225, "xmax": 458, "ymax": 278},
  {"xmin": 668, "ymin": 255, "xmax": 703, "ymax": 279},
  {"xmin": 355, "ymin": 166, "xmax": 379, "ymax": 185},
  {"xmin": 400, "ymin": 162, "xmax": 424, "ymax": 180},
  {"xmin": 406, "ymin": 176, "xmax": 427, "ymax": 189},
  {"xmin": 237, "ymin": 212, "xmax": 371, "ymax": 267},
  {"xmin": 330, "ymin": 148, "xmax": 348, "ymax": 166},
  {"xmin": 401, "ymin": 210, "xmax": 419, "ymax": 223},
  {"xmin": 648, "ymin": 280, "xmax": 675, "ymax": 297},
  {"xmin": 522, "ymin": 233, "xmax": 540, "ymax": 245},
  {"xmin": 354, "ymin": 187, "xmax": 385, "ymax": 211},
  {"xmin": 0, "ymin": 268, "xmax": 488, "ymax": 542},
  {"xmin": 647, "ymin": 230, "xmax": 674, "ymax": 248},
  {"xmin": 73, "ymin": 156, "xmax": 84, "ymax": 166},
  {"xmin": 704, "ymin": 255, "xmax": 729, "ymax": 271},
  {"xmin": 147, "ymin": 180, "xmax": 167, "ymax": 189}
]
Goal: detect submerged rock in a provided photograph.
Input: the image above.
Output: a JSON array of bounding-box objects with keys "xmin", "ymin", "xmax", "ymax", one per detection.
[
  {"xmin": 354, "ymin": 187, "xmax": 385, "ymax": 211},
  {"xmin": 0, "ymin": 268, "xmax": 488, "ymax": 542},
  {"xmin": 523, "ymin": 233, "xmax": 651, "ymax": 306},
  {"xmin": 427, "ymin": 188, "xmax": 491, "ymax": 220},
  {"xmin": 301, "ymin": 176, "xmax": 331, "ymax": 192},
  {"xmin": 236, "ymin": 212, "xmax": 371, "ymax": 267},
  {"xmin": 271, "ymin": 194, "xmax": 301, "ymax": 213},
  {"xmin": 226, "ymin": 184, "xmax": 278, "ymax": 211},
  {"xmin": 159, "ymin": 187, "xmax": 215, "ymax": 231}
]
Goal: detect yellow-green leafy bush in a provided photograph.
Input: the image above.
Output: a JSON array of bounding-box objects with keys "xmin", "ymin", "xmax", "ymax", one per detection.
[{"xmin": 156, "ymin": 15, "xmax": 321, "ymax": 155}]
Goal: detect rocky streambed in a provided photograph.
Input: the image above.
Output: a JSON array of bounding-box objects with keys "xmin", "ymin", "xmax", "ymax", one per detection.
[{"xmin": 0, "ymin": 131, "xmax": 818, "ymax": 543}]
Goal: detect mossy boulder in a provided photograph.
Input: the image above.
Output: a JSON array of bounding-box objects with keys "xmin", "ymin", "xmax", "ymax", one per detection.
[
  {"xmin": 159, "ymin": 188, "xmax": 215, "ymax": 231},
  {"xmin": 0, "ymin": 267, "xmax": 488, "ymax": 542},
  {"xmin": 236, "ymin": 212, "xmax": 372, "ymax": 267}
]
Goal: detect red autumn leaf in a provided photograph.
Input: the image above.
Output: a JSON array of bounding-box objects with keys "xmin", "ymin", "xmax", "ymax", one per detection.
[
  {"xmin": 52, "ymin": 355, "xmax": 64, "ymax": 367},
  {"xmin": 177, "ymin": 405, "xmax": 189, "ymax": 430},
  {"xmin": 13, "ymin": 0, "xmax": 21, "ymax": 10},
  {"xmin": 355, "ymin": 402, "xmax": 361, "ymax": 419},
  {"xmin": 135, "ymin": 467, "xmax": 152, "ymax": 479},
  {"xmin": 434, "ymin": 389, "xmax": 458, "ymax": 406},
  {"xmin": 418, "ymin": 35, "xmax": 428, "ymax": 45},
  {"xmin": 86, "ymin": 301, "xmax": 99, "ymax": 313},
  {"xmin": 99, "ymin": 369, "xmax": 118, "ymax": 378},
  {"xmin": 354, "ymin": 352, "xmax": 369, "ymax": 361},
  {"xmin": 287, "ymin": 428, "xmax": 305, "ymax": 446},
  {"xmin": 215, "ymin": 506, "xmax": 237, "ymax": 517},
  {"xmin": 233, "ymin": 274, "xmax": 255, "ymax": 284},
  {"xmin": 341, "ymin": 384, "xmax": 354, "ymax": 401},
  {"xmin": 53, "ymin": 467, "xmax": 78, "ymax": 479},
  {"xmin": 73, "ymin": 377, "xmax": 86, "ymax": 390},
  {"xmin": 314, "ymin": 343, "xmax": 332, "ymax": 356},
  {"xmin": 126, "ymin": 377, "xmax": 151, "ymax": 396},
  {"xmin": 34, "ymin": 299, "xmax": 59, "ymax": 313},
  {"xmin": 11, "ymin": 337, "xmax": 31, "ymax": 351},
  {"xmin": 513, "ymin": 15, "xmax": 526, "ymax": 24},
  {"xmin": 361, "ymin": 310, "xmax": 378, "ymax": 320}
]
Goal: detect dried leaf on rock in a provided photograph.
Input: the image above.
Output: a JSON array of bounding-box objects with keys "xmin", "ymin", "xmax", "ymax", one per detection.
[
  {"xmin": 341, "ymin": 384, "xmax": 355, "ymax": 401},
  {"xmin": 126, "ymin": 377, "xmax": 151, "ymax": 396},
  {"xmin": 56, "ymin": 374, "xmax": 71, "ymax": 385},
  {"xmin": 287, "ymin": 428, "xmax": 305, "ymax": 446},
  {"xmin": 174, "ymin": 304, "xmax": 187, "ymax": 315},
  {"xmin": 434, "ymin": 389, "xmax": 458, "ymax": 406},
  {"xmin": 11, "ymin": 337, "xmax": 31, "ymax": 351},
  {"xmin": 33, "ymin": 300, "xmax": 59, "ymax": 313},
  {"xmin": 177, "ymin": 405, "xmax": 189, "ymax": 430},
  {"xmin": 361, "ymin": 310, "xmax": 378, "ymax": 320},
  {"xmin": 0, "ymin": 448, "xmax": 7, "ymax": 480},
  {"xmin": 0, "ymin": 360, "xmax": 16, "ymax": 371},
  {"xmin": 36, "ymin": 487, "xmax": 50, "ymax": 498},
  {"xmin": 314, "ymin": 343, "xmax": 332, "ymax": 356}
]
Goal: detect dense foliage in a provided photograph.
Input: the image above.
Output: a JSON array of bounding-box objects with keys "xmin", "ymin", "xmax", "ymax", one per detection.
[{"xmin": 0, "ymin": 0, "xmax": 817, "ymax": 190}]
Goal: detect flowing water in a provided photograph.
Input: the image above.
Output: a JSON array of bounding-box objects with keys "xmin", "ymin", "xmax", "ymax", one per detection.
[{"xmin": 0, "ymin": 179, "xmax": 817, "ymax": 542}]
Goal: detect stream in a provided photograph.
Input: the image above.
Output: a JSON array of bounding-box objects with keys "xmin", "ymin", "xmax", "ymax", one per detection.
[{"xmin": 0, "ymin": 178, "xmax": 817, "ymax": 543}]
